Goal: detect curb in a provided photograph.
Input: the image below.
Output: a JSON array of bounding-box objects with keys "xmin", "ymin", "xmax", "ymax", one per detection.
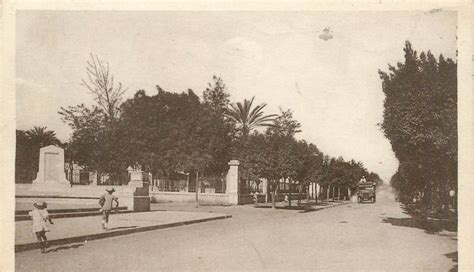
[
  {"xmin": 15, "ymin": 209, "xmax": 133, "ymax": 221},
  {"xmin": 305, "ymin": 201, "xmax": 350, "ymax": 212},
  {"xmin": 254, "ymin": 201, "xmax": 350, "ymax": 211},
  {"xmin": 15, "ymin": 214, "xmax": 232, "ymax": 253}
]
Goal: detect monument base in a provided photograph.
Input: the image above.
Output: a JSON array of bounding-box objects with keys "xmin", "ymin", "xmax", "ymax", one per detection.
[
  {"xmin": 30, "ymin": 182, "xmax": 71, "ymax": 192},
  {"xmin": 133, "ymin": 196, "xmax": 151, "ymax": 212},
  {"xmin": 128, "ymin": 180, "xmax": 144, "ymax": 188}
]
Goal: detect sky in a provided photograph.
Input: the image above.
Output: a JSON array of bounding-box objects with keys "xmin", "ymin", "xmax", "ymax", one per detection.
[{"xmin": 15, "ymin": 10, "xmax": 457, "ymax": 183}]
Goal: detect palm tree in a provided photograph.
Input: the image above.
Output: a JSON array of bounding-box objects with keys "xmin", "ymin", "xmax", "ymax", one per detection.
[
  {"xmin": 226, "ymin": 96, "xmax": 277, "ymax": 138},
  {"xmin": 25, "ymin": 126, "xmax": 60, "ymax": 147}
]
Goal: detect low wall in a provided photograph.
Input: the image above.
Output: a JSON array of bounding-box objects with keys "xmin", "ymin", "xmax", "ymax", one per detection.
[
  {"xmin": 150, "ymin": 191, "xmax": 231, "ymax": 205},
  {"xmin": 238, "ymin": 194, "xmax": 266, "ymax": 205},
  {"xmin": 15, "ymin": 184, "xmax": 131, "ymax": 198},
  {"xmin": 16, "ymin": 184, "xmax": 236, "ymax": 206},
  {"xmin": 16, "ymin": 184, "xmax": 138, "ymax": 210}
]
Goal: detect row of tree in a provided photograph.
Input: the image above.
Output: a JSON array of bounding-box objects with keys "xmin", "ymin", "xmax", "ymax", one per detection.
[
  {"xmin": 379, "ymin": 42, "xmax": 457, "ymax": 212},
  {"xmin": 16, "ymin": 54, "xmax": 382, "ymax": 208}
]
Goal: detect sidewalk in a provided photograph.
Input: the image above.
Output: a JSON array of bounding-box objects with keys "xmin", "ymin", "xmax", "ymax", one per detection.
[{"xmin": 15, "ymin": 210, "xmax": 231, "ymax": 252}]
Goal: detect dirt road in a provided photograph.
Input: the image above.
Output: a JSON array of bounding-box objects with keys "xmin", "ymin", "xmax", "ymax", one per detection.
[{"xmin": 16, "ymin": 186, "xmax": 457, "ymax": 271}]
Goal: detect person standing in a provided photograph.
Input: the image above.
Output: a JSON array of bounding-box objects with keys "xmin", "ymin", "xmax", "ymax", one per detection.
[
  {"xmin": 29, "ymin": 201, "xmax": 53, "ymax": 253},
  {"xmin": 99, "ymin": 188, "xmax": 119, "ymax": 230}
]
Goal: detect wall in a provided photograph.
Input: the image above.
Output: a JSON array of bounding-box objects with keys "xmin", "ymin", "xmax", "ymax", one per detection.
[
  {"xmin": 238, "ymin": 194, "xmax": 266, "ymax": 205},
  {"xmin": 15, "ymin": 184, "xmax": 136, "ymax": 210},
  {"xmin": 150, "ymin": 191, "xmax": 231, "ymax": 205},
  {"xmin": 15, "ymin": 184, "xmax": 129, "ymax": 198}
]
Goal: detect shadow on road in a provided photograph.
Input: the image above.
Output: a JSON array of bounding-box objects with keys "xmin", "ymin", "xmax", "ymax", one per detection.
[
  {"xmin": 253, "ymin": 202, "xmax": 343, "ymax": 213},
  {"xmin": 382, "ymin": 203, "xmax": 457, "ymax": 234},
  {"xmin": 445, "ymin": 251, "xmax": 458, "ymax": 272}
]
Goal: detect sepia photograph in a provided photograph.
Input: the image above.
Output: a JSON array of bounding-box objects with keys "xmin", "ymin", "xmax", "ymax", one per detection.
[{"xmin": 1, "ymin": 1, "xmax": 472, "ymax": 271}]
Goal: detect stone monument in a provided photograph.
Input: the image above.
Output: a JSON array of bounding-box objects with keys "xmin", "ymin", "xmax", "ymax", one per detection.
[
  {"xmin": 123, "ymin": 165, "xmax": 151, "ymax": 212},
  {"xmin": 32, "ymin": 145, "xmax": 69, "ymax": 190}
]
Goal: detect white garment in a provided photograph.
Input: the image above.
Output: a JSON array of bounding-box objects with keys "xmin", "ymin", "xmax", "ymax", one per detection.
[{"xmin": 29, "ymin": 208, "xmax": 50, "ymax": 233}]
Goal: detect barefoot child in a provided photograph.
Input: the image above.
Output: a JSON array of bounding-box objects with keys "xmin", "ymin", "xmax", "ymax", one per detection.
[{"xmin": 29, "ymin": 201, "xmax": 53, "ymax": 253}]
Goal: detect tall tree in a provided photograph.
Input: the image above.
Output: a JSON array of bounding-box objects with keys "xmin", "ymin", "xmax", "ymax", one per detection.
[
  {"xmin": 59, "ymin": 54, "xmax": 127, "ymax": 182},
  {"xmin": 120, "ymin": 87, "xmax": 215, "ymax": 179},
  {"xmin": 201, "ymin": 76, "xmax": 235, "ymax": 175},
  {"xmin": 379, "ymin": 41, "xmax": 457, "ymax": 211},
  {"xmin": 262, "ymin": 109, "xmax": 301, "ymax": 208}
]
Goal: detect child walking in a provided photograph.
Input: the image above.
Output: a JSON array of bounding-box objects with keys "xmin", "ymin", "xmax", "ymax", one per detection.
[
  {"xmin": 99, "ymin": 188, "xmax": 119, "ymax": 230},
  {"xmin": 29, "ymin": 201, "xmax": 53, "ymax": 253}
]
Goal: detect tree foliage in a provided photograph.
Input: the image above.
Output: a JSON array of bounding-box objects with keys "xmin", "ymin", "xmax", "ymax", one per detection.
[
  {"xmin": 15, "ymin": 127, "xmax": 61, "ymax": 183},
  {"xmin": 226, "ymin": 96, "xmax": 277, "ymax": 138},
  {"xmin": 58, "ymin": 54, "xmax": 127, "ymax": 179},
  {"xmin": 379, "ymin": 41, "xmax": 457, "ymax": 210}
]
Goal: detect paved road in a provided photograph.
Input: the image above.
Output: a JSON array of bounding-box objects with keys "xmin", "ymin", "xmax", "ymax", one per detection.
[{"xmin": 16, "ymin": 187, "xmax": 457, "ymax": 271}]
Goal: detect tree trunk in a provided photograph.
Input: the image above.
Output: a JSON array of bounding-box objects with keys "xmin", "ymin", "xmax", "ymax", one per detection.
[
  {"xmin": 306, "ymin": 185, "xmax": 310, "ymax": 207},
  {"xmin": 326, "ymin": 185, "xmax": 330, "ymax": 202},
  {"xmin": 338, "ymin": 187, "xmax": 341, "ymax": 201},
  {"xmin": 272, "ymin": 183, "xmax": 277, "ymax": 209},
  {"xmin": 195, "ymin": 172, "xmax": 199, "ymax": 208},
  {"xmin": 288, "ymin": 181, "xmax": 292, "ymax": 207},
  {"xmin": 332, "ymin": 186, "xmax": 336, "ymax": 201},
  {"xmin": 298, "ymin": 185, "xmax": 303, "ymax": 206},
  {"xmin": 315, "ymin": 183, "xmax": 318, "ymax": 204}
]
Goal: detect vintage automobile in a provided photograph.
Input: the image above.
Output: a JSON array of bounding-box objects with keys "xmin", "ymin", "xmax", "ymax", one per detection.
[{"xmin": 357, "ymin": 182, "xmax": 376, "ymax": 203}]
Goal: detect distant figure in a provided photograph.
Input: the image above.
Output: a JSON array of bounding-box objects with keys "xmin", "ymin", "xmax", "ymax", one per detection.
[
  {"xmin": 99, "ymin": 188, "xmax": 119, "ymax": 230},
  {"xmin": 253, "ymin": 192, "xmax": 259, "ymax": 205},
  {"xmin": 29, "ymin": 201, "xmax": 54, "ymax": 253},
  {"xmin": 359, "ymin": 176, "xmax": 367, "ymax": 183}
]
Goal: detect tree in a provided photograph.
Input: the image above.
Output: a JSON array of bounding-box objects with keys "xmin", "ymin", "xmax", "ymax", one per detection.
[
  {"xmin": 203, "ymin": 75, "xmax": 230, "ymax": 115},
  {"xmin": 80, "ymin": 53, "xmax": 127, "ymax": 122},
  {"xmin": 25, "ymin": 126, "xmax": 61, "ymax": 147},
  {"xmin": 379, "ymin": 41, "xmax": 457, "ymax": 211},
  {"xmin": 120, "ymin": 87, "xmax": 215, "ymax": 180},
  {"xmin": 15, "ymin": 127, "xmax": 61, "ymax": 183},
  {"xmin": 201, "ymin": 76, "xmax": 235, "ymax": 176},
  {"xmin": 226, "ymin": 96, "xmax": 276, "ymax": 138},
  {"xmin": 262, "ymin": 109, "xmax": 302, "ymax": 208},
  {"xmin": 59, "ymin": 54, "xmax": 127, "ymax": 182}
]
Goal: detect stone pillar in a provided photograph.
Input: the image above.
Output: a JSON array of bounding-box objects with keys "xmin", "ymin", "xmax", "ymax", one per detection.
[
  {"xmin": 124, "ymin": 166, "xmax": 150, "ymax": 212},
  {"xmin": 226, "ymin": 160, "xmax": 239, "ymax": 205},
  {"xmin": 262, "ymin": 178, "xmax": 268, "ymax": 203},
  {"xmin": 89, "ymin": 171, "xmax": 98, "ymax": 185},
  {"xmin": 128, "ymin": 168, "xmax": 144, "ymax": 188}
]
